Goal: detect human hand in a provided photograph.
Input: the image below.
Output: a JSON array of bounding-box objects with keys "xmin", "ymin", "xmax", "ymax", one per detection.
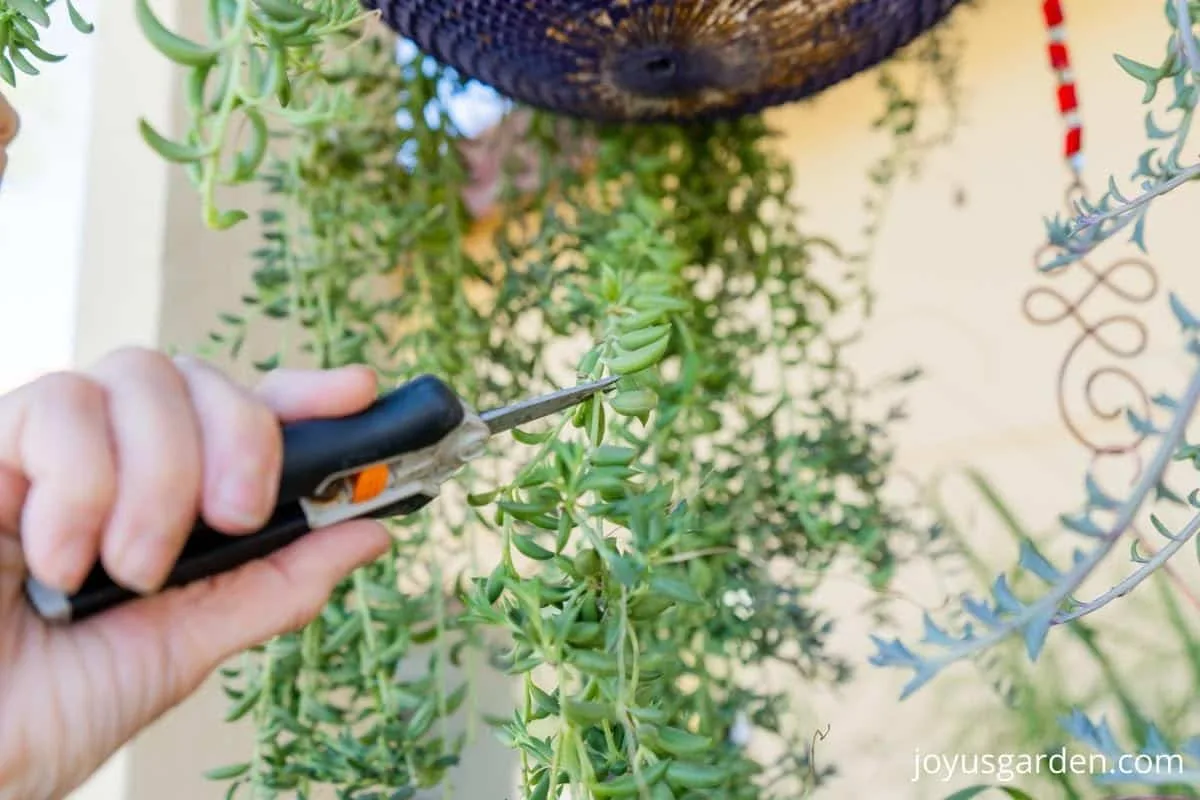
[
  {"xmin": 0, "ymin": 90, "xmax": 19, "ymax": 187},
  {"xmin": 0, "ymin": 349, "xmax": 392, "ymax": 800}
]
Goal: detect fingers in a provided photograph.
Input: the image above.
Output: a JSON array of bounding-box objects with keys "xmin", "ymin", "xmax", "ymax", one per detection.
[
  {"xmin": 87, "ymin": 355, "xmax": 378, "ymax": 591},
  {"xmin": 0, "ymin": 90, "xmax": 16, "ymax": 188},
  {"xmin": 86, "ymin": 350, "xmax": 204, "ymax": 595},
  {"xmin": 66, "ymin": 362, "xmax": 388, "ymax": 756},
  {"xmin": 0, "ymin": 462, "xmax": 28, "ymax": 533},
  {"xmin": 0, "ymin": 467, "xmax": 29, "ymax": 611},
  {"xmin": 172, "ymin": 357, "xmax": 283, "ymax": 534},
  {"xmin": 0, "ymin": 373, "xmax": 118, "ymax": 593},
  {"xmin": 0, "ymin": 464, "xmax": 27, "ymax": 610},
  {"xmin": 80, "ymin": 519, "xmax": 391, "ymax": 718},
  {"xmin": 0, "ymin": 353, "xmax": 392, "ymax": 788},
  {"xmin": 253, "ymin": 364, "xmax": 378, "ymax": 422},
  {"xmin": 170, "ymin": 358, "xmax": 379, "ymax": 535},
  {"xmin": 0, "ymin": 349, "xmax": 381, "ymax": 603}
]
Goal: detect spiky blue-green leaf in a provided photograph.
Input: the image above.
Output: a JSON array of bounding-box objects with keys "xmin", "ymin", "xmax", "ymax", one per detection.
[
  {"xmin": 1060, "ymin": 511, "xmax": 1106, "ymax": 538},
  {"xmin": 1126, "ymin": 408, "xmax": 1160, "ymax": 436},
  {"xmin": 1017, "ymin": 540, "xmax": 1061, "ymax": 584},
  {"xmin": 1170, "ymin": 291, "xmax": 1200, "ymax": 331},
  {"xmin": 1021, "ymin": 610, "xmax": 1054, "ymax": 661},
  {"xmin": 920, "ymin": 613, "xmax": 957, "ymax": 647},
  {"xmin": 961, "ymin": 595, "xmax": 1000, "ymax": 627},
  {"xmin": 991, "ymin": 575, "xmax": 1023, "ymax": 615},
  {"xmin": 1084, "ymin": 473, "xmax": 1121, "ymax": 510}
]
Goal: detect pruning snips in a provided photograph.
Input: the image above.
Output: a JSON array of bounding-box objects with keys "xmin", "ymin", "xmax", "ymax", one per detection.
[{"xmin": 25, "ymin": 373, "xmax": 618, "ymax": 624}]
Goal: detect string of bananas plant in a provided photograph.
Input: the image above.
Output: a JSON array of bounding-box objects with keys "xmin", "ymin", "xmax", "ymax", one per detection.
[
  {"xmin": 21, "ymin": 0, "xmax": 1200, "ymax": 796},
  {"xmin": 2, "ymin": 0, "xmax": 965, "ymax": 798},
  {"xmin": 0, "ymin": 0, "xmax": 91, "ymax": 85}
]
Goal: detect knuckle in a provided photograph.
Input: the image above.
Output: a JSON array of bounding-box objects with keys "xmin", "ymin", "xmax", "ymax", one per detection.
[
  {"xmin": 103, "ymin": 345, "xmax": 174, "ymax": 374},
  {"xmin": 228, "ymin": 398, "xmax": 283, "ymax": 467},
  {"xmin": 100, "ymin": 347, "xmax": 190, "ymax": 392},
  {"xmin": 67, "ymin": 473, "xmax": 119, "ymax": 520},
  {"xmin": 252, "ymin": 402, "xmax": 284, "ymax": 455},
  {"xmin": 25, "ymin": 376, "xmax": 117, "ymax": 510},
  {"xmin": 136, "ymin": 457, "xmax": 200, "ymax": 509},
  {"xmin": 172, "ymin": 351, "xmax": 217, "ymax": 373},
  {"xmin": 109, "ymin": 461, "xmax": 199, "ymax": 540},
  {"xmin": 35, "ymin": 371, "xmax": 106, "ymax": 411}
]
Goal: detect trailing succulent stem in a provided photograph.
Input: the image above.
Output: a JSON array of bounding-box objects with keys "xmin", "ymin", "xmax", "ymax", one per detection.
[
  {"xmin": 0, "ymin": 0, "xmax": 92, "ymax": 86},
  {"xmin": 181, "ymin": 6, "xmax": 939, "ymax": 798},
  {"xmin": 7, "ymin": 0, "xmax": 967, "ymax": 797},
  {"xmin": 16, "ymin": 0, "xmax": 1200, "ymax": 796}
]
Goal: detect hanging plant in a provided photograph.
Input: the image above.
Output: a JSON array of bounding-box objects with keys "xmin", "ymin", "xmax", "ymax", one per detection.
[
  {"xmin": 19, "ymin": 0, "xmax": 1200, "ymax": 798},
  {"xmin": 164, "ymin": 4, "xmax": 963, "ymax": 795},
  {"xmin": 1, "ymin": 0, "xmax": 976, "ymax": 798}
]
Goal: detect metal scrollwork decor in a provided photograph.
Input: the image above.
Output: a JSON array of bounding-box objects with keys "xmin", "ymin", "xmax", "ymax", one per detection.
[
  {"xmin": 1024, "ymin": 183, "xmax": 1160, "ymax": 462},
  {"xmin": 1023, "ymin": 2, "xmax": 1200, "ymax": 611},
  {"xmin": 1025, "ymin": 0, "xmax": 1161, "ymax": 467}
]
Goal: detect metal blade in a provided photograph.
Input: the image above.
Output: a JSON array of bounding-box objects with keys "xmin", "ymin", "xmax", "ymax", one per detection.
[{"xmin": 481, "ymin": 376, "xmax": 619, "ymax": 435}]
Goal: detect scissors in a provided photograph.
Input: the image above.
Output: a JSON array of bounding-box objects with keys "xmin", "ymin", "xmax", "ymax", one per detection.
[{"xmin": 24, "ymin": 373, "xmax": 619, "ymax": 624}]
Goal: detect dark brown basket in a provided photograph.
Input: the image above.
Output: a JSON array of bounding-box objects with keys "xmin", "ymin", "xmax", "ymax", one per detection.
[{"xmin": 366, "ymin": 0, "xmax": 967, "ymax": 122}]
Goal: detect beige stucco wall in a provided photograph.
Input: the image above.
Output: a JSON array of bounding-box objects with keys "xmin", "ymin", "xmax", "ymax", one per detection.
[
  {"xmin": 2, "ymin": 0, "xmax": 1197, "ymax": 798},
  {"xmin": 772, "ymin": 1, "xmax": 1200, "ymax": 796}
]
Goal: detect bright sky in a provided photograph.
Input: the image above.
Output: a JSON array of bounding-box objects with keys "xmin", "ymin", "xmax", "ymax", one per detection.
[{"xmin": 394, "ymin": 37, "xmax": 512, "ymax": 138}]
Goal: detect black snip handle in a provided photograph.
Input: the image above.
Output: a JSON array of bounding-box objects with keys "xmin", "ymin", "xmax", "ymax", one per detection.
[{"xmin": 26, "ymin": 374, "xmax": 466, "ymax": 623}]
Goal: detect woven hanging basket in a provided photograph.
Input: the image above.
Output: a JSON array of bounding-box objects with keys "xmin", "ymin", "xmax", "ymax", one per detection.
[{"xmin": 365, "ymin": 0, "xmax": 966, "ymax": 122}]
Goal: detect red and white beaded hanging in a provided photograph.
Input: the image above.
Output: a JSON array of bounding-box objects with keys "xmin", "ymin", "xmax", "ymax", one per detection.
[{"xmin": 1042, "ymin": 0, "xmax": 1084, "ymax": 178}]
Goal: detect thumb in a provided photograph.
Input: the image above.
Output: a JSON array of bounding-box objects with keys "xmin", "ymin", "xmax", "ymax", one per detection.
[{"xmin": 77, "ymin": 519, "xmax": 390, "ymax": 714}]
